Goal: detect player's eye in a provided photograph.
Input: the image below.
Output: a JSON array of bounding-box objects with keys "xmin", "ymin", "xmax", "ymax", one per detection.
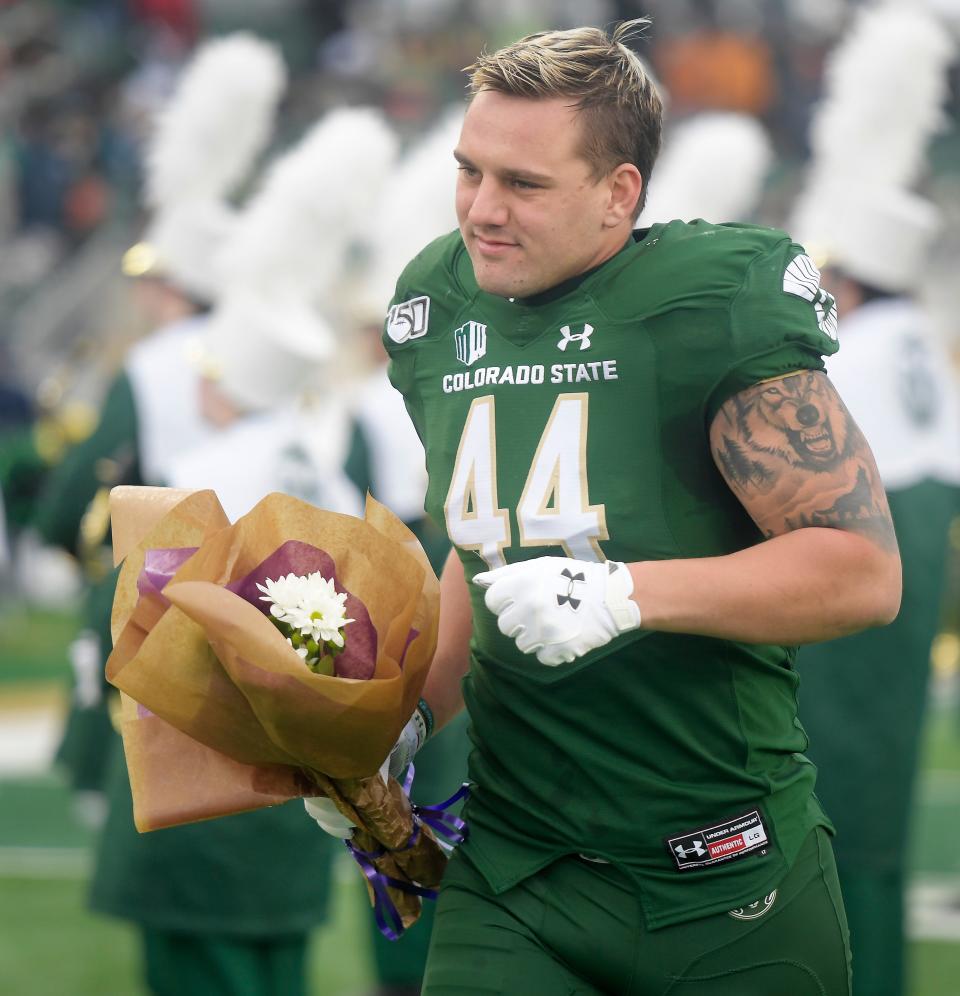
[
  {"xmin": 511, "ymin": 178, "xmax": 540, "ymax": 190},
  {"xmin": 763, "ymin": 388, "xmax": 782, "ymax": 399},
  {"xmin": 457, "ymin": 165, "xmax": 479, "ymax": 179}
]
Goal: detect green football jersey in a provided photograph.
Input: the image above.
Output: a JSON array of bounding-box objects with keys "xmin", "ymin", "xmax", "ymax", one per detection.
[{"xmin": 384, "ymin": 220, "xmax": 840, "ymax": 929}]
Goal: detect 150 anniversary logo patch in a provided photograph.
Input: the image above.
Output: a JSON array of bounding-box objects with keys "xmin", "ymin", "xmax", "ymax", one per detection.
[{"xmin": 386, "ymin": 295, "xmax": 430, "ymax": 343}]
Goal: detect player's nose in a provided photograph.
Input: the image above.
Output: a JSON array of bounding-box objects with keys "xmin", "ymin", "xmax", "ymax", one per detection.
[{"xmin": 467, "ymin": 177, "xmax": 509, "ymax": 228}]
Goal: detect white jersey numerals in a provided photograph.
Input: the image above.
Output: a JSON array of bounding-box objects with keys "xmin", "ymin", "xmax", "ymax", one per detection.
[
  {"xmin": 444, "ymin": 393, "xmax": 607, "ymax": 569},
  {"xmin": 518, "ymin": 394, "xmax": 608, "ymax": 560},
  {"xmin": 444, "ymin": 397, "xmax": 512, "ymax": 569}
]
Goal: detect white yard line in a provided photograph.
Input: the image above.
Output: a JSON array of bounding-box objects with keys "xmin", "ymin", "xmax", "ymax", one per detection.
[
  {"xmin": 918, "ymin": 769, "xmax": 960, "ymax": 804},
  {"xmin": 909, "ymin": 877, "xmax": 960, "ymax": 941},
  {"xmin": 0, "ymin": 707, "xmax": 62, "ymax": 775},
  {"xmin": 0, "ymin": 846, "xmax": 90, "ymax": 878}
]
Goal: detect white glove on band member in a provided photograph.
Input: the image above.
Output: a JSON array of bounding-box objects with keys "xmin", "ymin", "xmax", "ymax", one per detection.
[
  {"xmin": 474, "ymin": 557, "xmax": 641, "ymax": 667},
  {"xmin": 303, "ymin": 704, "xmax": 430, "ymax": 838}
]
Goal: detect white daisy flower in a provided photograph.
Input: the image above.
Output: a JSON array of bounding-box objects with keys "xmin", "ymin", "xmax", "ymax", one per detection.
[{"xmin": 256, "ymin": 571, "xmax": 354, "ymax": 673}]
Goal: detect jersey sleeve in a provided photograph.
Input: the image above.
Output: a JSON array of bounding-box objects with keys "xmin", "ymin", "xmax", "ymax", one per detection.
[
  {"xmin": 382, "ymin": 257, "xmax": 425, "ymax": 404},
  {"xmin": 705, "ymin": 239, "xmax": 840, "ymax": 424},
  {"xmin": 381, "ymin": 230, "xmax": 465, "ymax": 439}
]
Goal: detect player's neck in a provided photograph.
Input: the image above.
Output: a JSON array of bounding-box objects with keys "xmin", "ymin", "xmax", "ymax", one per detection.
[{"xmin": 519, "ymin": 233, "xmax": 634, "ymax": 307}]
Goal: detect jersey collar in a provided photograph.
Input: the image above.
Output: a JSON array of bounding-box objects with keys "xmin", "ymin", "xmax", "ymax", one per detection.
[{"xmin": 455, "ymin": 232, "xmax": 648, "ymax": 347}]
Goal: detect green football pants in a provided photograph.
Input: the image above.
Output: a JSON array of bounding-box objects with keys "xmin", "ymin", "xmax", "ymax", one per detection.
[
  {"xmin": 141, "ymin": 929, "xmax": 307, "ymax": 996},
  {"xmin": 422, "ymin": 827, "xmax": 850, "ymax": 995}
]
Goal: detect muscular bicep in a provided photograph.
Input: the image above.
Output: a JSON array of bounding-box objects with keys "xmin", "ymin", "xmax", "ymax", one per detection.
[{"xmin": 709, "ymin": 369, "xmax": 897, "ymax": 553}]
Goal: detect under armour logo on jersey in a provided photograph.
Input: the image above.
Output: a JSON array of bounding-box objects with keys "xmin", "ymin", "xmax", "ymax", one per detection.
[
  {"xmin": 557, "ymin": 323, "xmax": 594, "ymax": 351},
  {"xmin": 674, "ymin": 841, "xmax": 706, "ymax": 859},
  {"xmin": 556, "ymin": 568, "xmax": 585, "ymax": 609},
  {"xmin": 783, "ymin": 255, "xmax": 838, "ymax": 342}
]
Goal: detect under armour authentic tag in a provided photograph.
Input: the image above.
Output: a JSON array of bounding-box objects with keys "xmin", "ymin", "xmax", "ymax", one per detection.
[{"xmin": 665, "ymin": 809, "xmax": 769, "ymax": 872}]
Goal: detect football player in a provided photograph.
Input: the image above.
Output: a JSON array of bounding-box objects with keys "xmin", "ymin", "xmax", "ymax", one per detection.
[{"xmin": 316, "ymin": 21, "xmax": 901, "ymax": 995}]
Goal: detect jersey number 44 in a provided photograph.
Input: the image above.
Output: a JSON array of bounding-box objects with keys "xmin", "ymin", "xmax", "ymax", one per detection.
[{"xmin": 444, "ymin": 393, "xmax": 607, "ymax": 569}]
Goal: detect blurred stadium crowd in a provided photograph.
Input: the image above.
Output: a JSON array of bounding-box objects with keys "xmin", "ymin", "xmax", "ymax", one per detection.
[
  {"xmin": 1, "ymin": 0, "xmax": 959, "ymax": 482},
  {"xmin": 2, "ymin": 1, "xmax": 960, "ymax": 995}
]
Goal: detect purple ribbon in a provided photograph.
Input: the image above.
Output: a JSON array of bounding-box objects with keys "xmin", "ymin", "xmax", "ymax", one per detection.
[
  {"xmin": 413, "ymin": 784, "xmax": 470, "ymax": 847},
  {"xmin": 344, "ymin": 768, "xmax": 471, "ymax": 940},
  {"xmin": 133, "ymin": 547, "xmax": 199, "ymax": 718},
  {"xmin": 136, "ymin": 547, "xmax": 198, "ymax": 600},
  {"xmin": 345, "ymin": 838, "xmax": 439, "ymax": 941}
]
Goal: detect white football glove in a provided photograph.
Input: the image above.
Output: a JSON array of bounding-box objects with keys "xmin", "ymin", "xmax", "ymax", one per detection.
[
  {"xmin": 473, "ymin": 557, "xmax": 641, "ymax": 666},
  {"xmin": 303, "ymin": 794, "xmax": 358, "ymax": 839},
  {"xmin": 303, "ymin": 705, "xmax": 430, "ymax": 838}
]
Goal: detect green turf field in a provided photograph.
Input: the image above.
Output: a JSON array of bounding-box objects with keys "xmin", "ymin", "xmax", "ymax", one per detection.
[
  {"xmin": 0, "ymin": 853, "xmax": 377, "ymax": 996},
  {"xmin": 2, "ymin": 602, "xmax": 959, "ymax": 994}
]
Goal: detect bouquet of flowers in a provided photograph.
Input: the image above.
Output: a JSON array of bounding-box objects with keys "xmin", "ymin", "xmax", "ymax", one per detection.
[{"xmin": 106, "ymin": 485, "xmax": 449, "ymax": 934}]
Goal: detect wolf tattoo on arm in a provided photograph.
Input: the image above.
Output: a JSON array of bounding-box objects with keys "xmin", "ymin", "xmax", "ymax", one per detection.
[{"xmin": 709, "ymin": 370, "xmax": 897, "ymax": 553}]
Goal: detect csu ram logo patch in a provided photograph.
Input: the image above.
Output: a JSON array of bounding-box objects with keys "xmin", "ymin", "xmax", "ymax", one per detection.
[{"xmin": 783, "ymin": 254, "xmax": 838, "ymax": 342}]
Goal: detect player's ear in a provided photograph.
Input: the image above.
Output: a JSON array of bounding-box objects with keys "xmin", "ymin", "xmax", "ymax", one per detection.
[{"xmin": 603, "ymin": 163, "xmax": 643, "ymax": 228}]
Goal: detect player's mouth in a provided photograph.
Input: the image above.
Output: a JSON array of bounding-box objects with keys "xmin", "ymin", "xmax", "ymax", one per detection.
[{"xmin": 473, "ymin": 233, "xmax": 519, "ymax": 257}]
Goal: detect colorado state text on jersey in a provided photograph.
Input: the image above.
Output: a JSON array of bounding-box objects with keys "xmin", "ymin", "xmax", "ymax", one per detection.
[{"xmin": 442, "ymin": 360, "xmax": 619, "ymax": 394}]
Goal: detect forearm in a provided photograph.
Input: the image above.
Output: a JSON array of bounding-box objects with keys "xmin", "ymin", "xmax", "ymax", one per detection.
[
  {"xmin": 630, "ymin": 527, "xmax": 901, "ymax": 645},
  {"xmin": 421, "ymin": 548, "xmax": 473, "ymax": 732}
]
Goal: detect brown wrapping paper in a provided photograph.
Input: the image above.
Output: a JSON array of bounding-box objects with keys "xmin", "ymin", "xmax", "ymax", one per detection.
[{"xmin": 106, "ymin": 486, "xmax": 445, "ymax": 929}]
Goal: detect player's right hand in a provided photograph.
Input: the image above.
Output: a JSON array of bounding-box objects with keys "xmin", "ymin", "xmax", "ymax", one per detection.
[
  {"xmin": 474, "ymin": 556, "xmax": 641, "ymax": 666},
  {"xmin": 303, "ymin": 704, "xmax": 430, "ymax": 837},
  {"xmin": 303, "ymin": 795, "xmax": 356, "ymax": 838}
]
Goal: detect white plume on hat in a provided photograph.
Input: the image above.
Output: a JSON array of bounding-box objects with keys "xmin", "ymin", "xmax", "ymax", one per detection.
[
  {"xmin": 145, "ymin": 33, "xmax": 287, "ymax": 210},
  {"xmin": 789, "ymin": 3, "xmax": 957, "ymax": 291},
  {"xmin": 206, "ymin": 107, "xmax": 400, "ymax": 409},
  {"xmin": 360, "ymin": 107, "xmax": 464, "ymax": 315},
  {"xmin": 215, "ymin": 107, "xmax": 399, "ymax": 303},
  {"xmin": 137, "ymin": 33, "xmax": 287, "ymax": 301},
  {"xmin": 638, "ymin": 112, "xmax": 773, "ymax": 226},
  {"xmin": 803, "ymin": 5, "xmax": 954, "ymax": 192}
]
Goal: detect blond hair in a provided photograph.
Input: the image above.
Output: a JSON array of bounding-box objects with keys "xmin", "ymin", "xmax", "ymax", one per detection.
[{"xmin": 467, "ymin": 20, "xmax": 663, "ymax": 212}]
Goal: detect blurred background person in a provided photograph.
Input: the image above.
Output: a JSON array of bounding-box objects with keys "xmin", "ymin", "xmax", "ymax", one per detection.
[
  {"xmin": 35, "ymin": 28, "xmax": 287, "ymax": 826},
  {"xmin": 30, "ymin": 35, "xmax": 348, "ymax": 996},
  {"xmin": 792, "ymin": 7, "xmax": 960, "ymax": 996},
  {"xmin": 636, "ymin": 110, "xmax": 772, "ymax": 228}
]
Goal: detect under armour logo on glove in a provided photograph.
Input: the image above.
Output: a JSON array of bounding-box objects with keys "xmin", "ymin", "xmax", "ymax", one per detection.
[
  {"xmin": 556, "ymin": 568, "xmax": 586, "ymax": 609},
  {"xmin": 473, "ymin": 556, "xmax": 641, "ymax": 666}
]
